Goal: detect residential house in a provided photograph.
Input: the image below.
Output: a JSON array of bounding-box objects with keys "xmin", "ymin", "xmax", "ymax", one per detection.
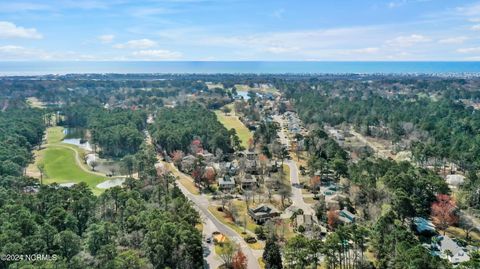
[
  {"xmin": 339, "ymin": 209, "xmax": 356, "ymax": 224},
  {"xmin": 446, "ymin": 174, "xmax": 465, "ymax": 188},
  {"xmin": 248, "ymin": 204, "xmax": 280, "ymax": 224},
  {"xmin": 434, "ymin": 235, "xmax": 470, "ymax": 265},
  {"xmin": 180, "ymin": 155, "xmax": 196, "ymax": 173},
  {"xmin": 241, "ymin": 174, "xmax": 257, "ymax": 189},
  {"xmin": 413, "ymin": 217, "xmax": 436, "ymax": 235},
  {"xmin": 218, "ymin": 175, "xmax": 236, "ymax": 191},
  {"xmin": 295, "ymin": 214, "xmax": 320, "ymax": 232},
  {"xmin": 198, "ymin": 152, "xmax": 215, "ymax": 163}
]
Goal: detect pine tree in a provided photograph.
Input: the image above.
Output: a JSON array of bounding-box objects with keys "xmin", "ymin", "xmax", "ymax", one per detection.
[{"xmin": 263, "ymin": 235, "xmax": 283, "ymax": 269}]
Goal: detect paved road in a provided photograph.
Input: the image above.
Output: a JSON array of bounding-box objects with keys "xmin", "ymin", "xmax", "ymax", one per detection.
[
  {"xmin": 176, "ymin": 180, "xmax": 262, "ymax": 269},
  {"xmin": 273, "ymin": 114, "xmax": 313, "ymax": 215},
  {"xmin": 285, "ymin": 159, "xmax": 314, "ymax": 215}
]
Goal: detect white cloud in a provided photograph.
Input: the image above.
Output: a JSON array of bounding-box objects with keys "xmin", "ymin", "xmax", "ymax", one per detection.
[
  {"xmin": 385, "ymin": 34, "xmax": 430, "ymax": 47},
  {"xmin": 438, "ymin": 36, "xmax": 468, "ymax": 44},
  {"xmin": 113, "ymin": 39, "xmax": 157, "ymax": 49},
  {"xmin": 471, "ymin": 24, "xmax": 480, "ymax": 31},
  {"xmin": 98, "ymin": 34, "xmax": 115, "ymax": 43},
  {"xmin": 132, "ymin": 49, "xmax": 182, "ymax": 59},
  {"xmin": 0, "ymin": 21, "xmax": 42, "ymax": 39},
  {"xmin": 0, "ymin": 45, "xmax": 97, "ymax": 60},
  {"xmin": 456, "ymin": 2, "xmax": 480, "ymax": 17},
  {"xmin": 468, "ymin": 18, "xmax": 480, "ymax": 22},
  {"xmin": 0, "ymin": 45, "xmax": 52, "ymax": 59},
  {"xmin": 457, "ymin": 47, "xmax": 480, "ymax": 53}
]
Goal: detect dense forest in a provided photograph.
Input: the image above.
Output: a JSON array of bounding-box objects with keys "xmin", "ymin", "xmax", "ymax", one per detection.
[
  {"xmin": 151, "ymin": 104, "xmax": 235, "ymax": 154},
  {"xmin": 62, "ymin": 105, "xmax": 146, "ymax": 158},
  {"xmin": 0, "ymin": 108, "xmax": 44, "ymax": 179},
  {"xmin": 0, "ymin": 105, "xmax": 203, "ymax": 268},
  {"xmin": 290, "ymin": 89, "xmax": 480, "ymax": 170},
  {"xmin": 88, "ymin": 109, "xmax": 146, "ymax": 158},
  {"xmin": 289, "ymin": 88, "xmax": 480, "ymax": 211}
]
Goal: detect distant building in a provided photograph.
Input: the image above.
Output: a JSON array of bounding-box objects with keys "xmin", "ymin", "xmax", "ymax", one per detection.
[{"xmin": 248, "ymin": 204, "xmax": 280, "ymax": 224}]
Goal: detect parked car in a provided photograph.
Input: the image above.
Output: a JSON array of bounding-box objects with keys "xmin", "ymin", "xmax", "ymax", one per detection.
[{"xmin": 245, "ymin": 236, "xmax": 257, "ymax": 243}]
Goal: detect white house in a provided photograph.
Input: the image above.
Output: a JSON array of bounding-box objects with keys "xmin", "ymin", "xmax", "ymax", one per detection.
[{"xmin": 434, "ymin": 235, "xmax": 470, "ymax": 265}]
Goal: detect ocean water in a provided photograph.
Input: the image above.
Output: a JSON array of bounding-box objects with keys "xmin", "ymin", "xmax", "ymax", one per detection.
[{"xmin": 0, "ymin": 61, "xmax": 480, "ymax": 75}]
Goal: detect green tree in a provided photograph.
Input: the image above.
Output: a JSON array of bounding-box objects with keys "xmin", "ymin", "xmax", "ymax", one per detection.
[
  {"xmin": 263, "ymin": 236, "xmax": 283, "ymax": 269},
  {"xmin": 54, "ymin": 230, "xmax": 81, "ymax": 261}
]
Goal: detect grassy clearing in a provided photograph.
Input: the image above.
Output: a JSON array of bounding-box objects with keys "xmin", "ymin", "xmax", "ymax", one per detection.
[
  {"xmin": 303, "ymin": 197, "xmax": 317, "ymax": 204},
  {"xmin": 214, "ymin": 235, "xmax": 230, "ymax": 255},
  {"xmin": 258, "ymin": 258, "xmax": 266, "ymax": 269},
  {"xmin": 33, "ymin": 126, "xmax": 107, "ymax": 195},
  {"xmin": 165, "ymin": 162, "xmax": 200, "ymax": 195},
  {"xmin": 234, "ymin": 84, "xmax": 278, "ymax": 94},
  {"xmin": 42, "ymin": 146, "xmax": 106, "ymax": 195},
  {"xmin": 46, "ymin": 126, "xmax": 65, "ymax": 143},
  {"xmin": 445, "ymin": 226, "xmax": 480, "ymax": 246},
  {"xmin": 195, "ymin": 222, "xmax": 204, "ymax": 232},
  {"xmin": 282, "ymin": 164, "xmax": 290, "ymax": 179},
  {"xmin": 26, "ymin": 97, "xmax": 46, "ymax": 109},
  {"xmin": 215, "ymin": 105, "xmax": 252, "ymax": 149}
]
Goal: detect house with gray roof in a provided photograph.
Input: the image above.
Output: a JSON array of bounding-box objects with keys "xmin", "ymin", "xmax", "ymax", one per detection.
[
  {"xmin": 218, "ymin": 175, "xmax": 236, "ymax": 191},
  {"xmin": 434, "ymin": 235, "xmax": 470, "ymax": 265},
  {"xmin": 248, "ymin": 204, "xmax": 280, "ymax": 224}
]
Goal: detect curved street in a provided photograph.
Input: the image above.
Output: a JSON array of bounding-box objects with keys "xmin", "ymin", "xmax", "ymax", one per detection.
[{"xmin": 169, "ymin": 162, "xmax": 262, "ymax": 269}]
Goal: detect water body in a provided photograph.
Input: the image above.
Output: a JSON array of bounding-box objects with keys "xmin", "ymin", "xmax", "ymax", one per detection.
[
  {"xmin": 97, "ymin": 178, "xmax": 126, "ymax": 189},
  {"xmin": 63, "ymin": 138, "xmax": 93, "ymax": 151},
  {"xmin": 0, "ymin": 61, "xmax": 480, "ymax": 75}
]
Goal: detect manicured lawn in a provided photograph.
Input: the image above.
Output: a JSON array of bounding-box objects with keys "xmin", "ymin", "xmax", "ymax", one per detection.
[
  {"xmin": 43, "ymin": 145, "xmax": 106, "ymax": 195},
  {"xmin": 215, "ymin": 105, "xmax": 252, "ymax": 149},
  {"xmin": 36, "ymin": 126, "xmax": 107, "ymax": 195},
  {"xmin": 47, "ymin": 126, "xmax": 65, "ymax": 144}
]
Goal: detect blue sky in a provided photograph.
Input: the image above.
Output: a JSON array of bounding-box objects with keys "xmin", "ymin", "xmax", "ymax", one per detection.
[{"xmin": 0, "ymin": 0, "xmax": 480, "ymax": 61}]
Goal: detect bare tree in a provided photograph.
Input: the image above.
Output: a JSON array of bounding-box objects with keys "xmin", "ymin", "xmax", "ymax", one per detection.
[
  {"xmin": 459, "ymin": 215, "xmax": 477, "ymax": 242},
  {"xmin": 90, "ymin": 160, "xmax": 98, "ymax": 172},
  {"xmin": 37, "ymin": 163, "xmax": 45, "ymax": 185},
  {"xmin": 218, "ymin": 241, "xmax": 237, "ymax": 268}
]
